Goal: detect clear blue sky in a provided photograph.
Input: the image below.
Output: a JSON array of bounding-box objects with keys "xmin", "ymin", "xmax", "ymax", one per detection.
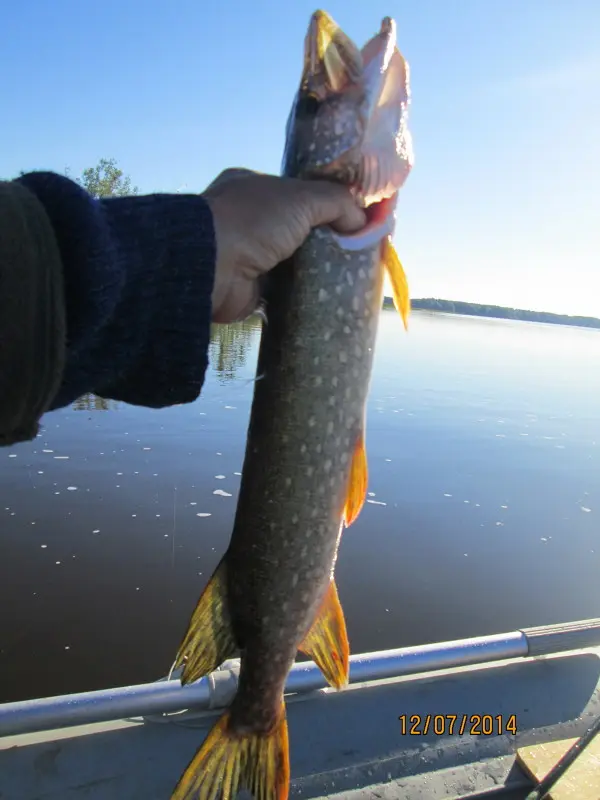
[{"xmin": 2, "ymin": 0, "xmax": 599, "ymax": 316}]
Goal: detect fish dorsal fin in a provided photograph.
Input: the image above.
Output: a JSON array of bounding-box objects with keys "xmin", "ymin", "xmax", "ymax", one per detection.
[
  {"xmin": 173, "ymin": 558, "xmax": 237, "ymax": 684},
  {"xmin": 298, "ymin": 579, "xmax": 350, "ymax": 689},
  {"xmin": 382, "ymin": 237, "xmax": 410, "ymax": 330},
  {"xmin": 343, "ymin": 425, "xmax": 368, "ymax": 527}
]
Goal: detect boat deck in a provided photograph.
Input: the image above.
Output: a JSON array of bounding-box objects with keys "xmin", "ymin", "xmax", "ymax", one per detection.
[{"xmin": 2, "ymin": 643, "xmax": 600, "ymax": 799}]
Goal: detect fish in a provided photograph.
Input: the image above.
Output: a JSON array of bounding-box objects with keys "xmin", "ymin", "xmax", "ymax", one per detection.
[{"xmin": 170, "ymin": 10, "xmax": 413, "ymax": 800}]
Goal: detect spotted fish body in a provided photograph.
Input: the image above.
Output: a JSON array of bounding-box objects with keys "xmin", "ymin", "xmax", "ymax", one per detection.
[
  {"xmin": 171, "ymin": 11, "xmax": 413, "ymax": 800},
  {"xmin": 223, "ymin": 217, "xmax": 387, "ymax": 730}
]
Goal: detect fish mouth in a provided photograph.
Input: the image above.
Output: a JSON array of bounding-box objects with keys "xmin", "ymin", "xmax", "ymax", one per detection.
[
  {"xmin": 302, "ymin": 10, "xmax": 363, "ymax": 99},
  {"xmin": 335, "ymin": 12, "xmax": 411, "ymax": 252},
  {"xmin": 303, "ymin": 12, "xmax": 413, "ymax": 252}
]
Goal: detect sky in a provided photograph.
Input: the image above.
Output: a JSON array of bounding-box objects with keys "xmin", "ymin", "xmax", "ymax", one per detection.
[{"xmin": 2, "ymin": 0, "xmax": 599, "ymax": 316}]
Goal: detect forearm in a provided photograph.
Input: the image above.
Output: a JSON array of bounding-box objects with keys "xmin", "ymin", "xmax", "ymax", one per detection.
[
  {"xmin": 17, "ymin": 172, "xmax": 216, "ymax": 410},
  {"xmin": 0, "ymin": 171, "xmax": 216, "ymax": 446}
]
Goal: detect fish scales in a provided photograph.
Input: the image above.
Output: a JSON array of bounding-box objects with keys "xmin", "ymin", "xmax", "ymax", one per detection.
[{"xmin": 226, "ymin": 231, "xmax": 385, "ymax": 727}]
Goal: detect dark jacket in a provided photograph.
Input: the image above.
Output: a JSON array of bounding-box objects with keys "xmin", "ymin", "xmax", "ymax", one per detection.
[{"xmin": 0, "ymin": 172, "xmax": 216, "ymax": 447}]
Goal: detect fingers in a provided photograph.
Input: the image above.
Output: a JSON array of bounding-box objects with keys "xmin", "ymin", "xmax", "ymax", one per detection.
[
  {"xmin": 300, "ymin": 180, "xmax": 366, "ymax": 233},
  {"xmin": 204, "ymin": 168, "xmax": 257, "ymax": 193}
]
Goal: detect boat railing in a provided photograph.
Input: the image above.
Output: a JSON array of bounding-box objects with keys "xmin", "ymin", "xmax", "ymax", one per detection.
[{"xmin": 1, "ymin": 617, "xmax": 600, "ymax": 739}]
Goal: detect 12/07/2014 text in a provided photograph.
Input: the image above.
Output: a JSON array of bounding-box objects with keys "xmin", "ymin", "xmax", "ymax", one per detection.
[{"xmin": 398, "ymin": 714, "xmax": 518, "ymax": 736}]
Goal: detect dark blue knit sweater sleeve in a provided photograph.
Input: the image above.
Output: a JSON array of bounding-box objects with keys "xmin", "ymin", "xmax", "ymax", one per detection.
[{"xmin": 16, "ymin": 172, "xmax": 216, "ymax": 410}]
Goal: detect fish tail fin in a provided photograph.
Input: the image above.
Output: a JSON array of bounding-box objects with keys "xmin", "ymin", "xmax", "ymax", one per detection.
[
  {"xmin": 173, "ymin": 558, "xmax": 237, "ymax": 684},
  {"xmin": 382, "ymin": 237, "xmax": 410, "ymax": 330},
  {"xmin": 171, "ymin": 703, "xmax": 290, "ymax": 800},
  {"xmin": 299, "ymin": 579, "xmax": 349, "ymax": 689},
  {"xmin": 343, "ymin": 423, "xmax": 368, "ymax": 527}
]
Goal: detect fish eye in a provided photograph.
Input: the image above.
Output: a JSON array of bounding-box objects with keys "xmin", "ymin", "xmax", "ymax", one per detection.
[{"xmin": 296, "ymin": 93, "xmax": 321, "ymax": 118}]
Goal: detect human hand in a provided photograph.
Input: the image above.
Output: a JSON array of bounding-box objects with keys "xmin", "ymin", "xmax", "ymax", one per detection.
[{"xmin": 203, "ymin": 169, "xmax": 366, "ymax": 324}]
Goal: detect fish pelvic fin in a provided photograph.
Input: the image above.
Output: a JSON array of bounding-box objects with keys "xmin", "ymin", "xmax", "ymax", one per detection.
[
  {"xmin": 343, "ymin": 425, "xmax": 368, "ymax": 527},
  {"xmin": 173, "ymin": 558, "xmax": 237, "ymax": 685},
  {"xmin": 171, "ymin": 702, "xmax": 290, "ymax": 800},
  {"xmin": 298, "ymin": 579, "xmax": 350, "ymax": 689},
  {"xmin": 382, "ymin": 237, "xmax": 410, "ymax": 330}
]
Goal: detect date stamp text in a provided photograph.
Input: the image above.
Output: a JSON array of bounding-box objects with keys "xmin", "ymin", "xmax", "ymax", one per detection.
[{"xmin": 398, "ymin": 714, "xmax": 518, "ymax": 736}]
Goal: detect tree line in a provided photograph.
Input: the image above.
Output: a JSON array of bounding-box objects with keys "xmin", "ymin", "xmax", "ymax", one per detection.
[{"xmin": 384, "ymin": 297, "xmax": 600, "ymax": 330}]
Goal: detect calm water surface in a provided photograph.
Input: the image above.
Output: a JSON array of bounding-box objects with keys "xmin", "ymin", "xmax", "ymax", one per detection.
[{"xmin": 1, "ymin": 311, "xmax": 599, "ymax": 702}]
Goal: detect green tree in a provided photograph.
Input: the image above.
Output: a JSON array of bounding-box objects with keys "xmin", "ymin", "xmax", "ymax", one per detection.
[{"xmin": 75, "ymin": 158, "xmax": 138, "ymax": 198}]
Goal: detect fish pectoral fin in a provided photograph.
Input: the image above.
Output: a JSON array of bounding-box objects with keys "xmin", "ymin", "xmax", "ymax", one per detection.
[
  {"xmin": 171, "ymin": 703, "xmax": 290, "ymax": 800},
  {"xmin": 343, "ymin": 426, "xmax": 368, "ymax": 527},
  {"xmin": 298, "ymin": 579, "xmax": 350, "ymax": 689},
  {"xmin": 382, "ymin": 237, "xmax": 410, "ymax": 330},
  {"xmin": 173, "ymin": 558, "xmax": 237, "ymax": 685}
]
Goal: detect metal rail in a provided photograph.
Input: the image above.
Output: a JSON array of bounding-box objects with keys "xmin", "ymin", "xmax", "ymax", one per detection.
[{"xmin": 1, "ymin": 617, "xmax": 599, "ymax": 738}]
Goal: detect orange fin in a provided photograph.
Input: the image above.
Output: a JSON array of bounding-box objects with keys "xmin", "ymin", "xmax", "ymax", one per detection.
[
  {"xmin": 343, "ymin": 426, "xmax": 368, "ymax": 527},
  {"xmin": 173, "ymin": 558, "xmax": 236, "ymax": 685},
  {"xmin": 170, "ymin": 703, "xmax": 290, "ymax": 800},
  {"xmin": 382, "ymin": 237, "xmax": 410, "ymax": 330},
  {"xmin": 298, "ymin": 579, "xmax": 349, "ymax": 689}
]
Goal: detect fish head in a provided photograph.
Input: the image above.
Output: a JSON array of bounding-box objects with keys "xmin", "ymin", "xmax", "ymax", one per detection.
[{"xmin": 283, "ymin": 10, "xmax": 414, "ymax": 249}]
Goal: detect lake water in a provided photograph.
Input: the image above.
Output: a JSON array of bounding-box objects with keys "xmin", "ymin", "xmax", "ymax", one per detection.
[{"xmin": 1, "ymin": 311, "xmax": 599, "ymax": 703}]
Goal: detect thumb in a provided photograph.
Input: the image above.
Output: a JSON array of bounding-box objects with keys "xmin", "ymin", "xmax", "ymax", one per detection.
[{"xmin": 301, "ymin": 181, "xmax": 367, "ymax": 233}]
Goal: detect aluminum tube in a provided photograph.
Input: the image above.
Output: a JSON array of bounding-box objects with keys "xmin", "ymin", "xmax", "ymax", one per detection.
[
  {"xmin": 0, "ymin": 676, "xmax": 212, "ymax": 738},
  {"xmin": 287, "ymin": 630, "xmax": 527, "ymax": 693},
  {"xmin": 0, "ymin": 630, "xmax": 527, "ymax": 737},
  {"xmin": 4, "ymin": 617, "xmax": 600, "ymax": 738}
]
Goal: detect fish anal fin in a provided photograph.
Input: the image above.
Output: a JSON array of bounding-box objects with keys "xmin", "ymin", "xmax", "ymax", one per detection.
[
  {"xmin": 382, "ymin": 237, "xmax": 410, "ymax": 330},
  {"xmin": 170, "ymin": 703, "xmax": 290, "ymax": 800},
  {"xmin": 343, "ymin": 426, "xmax": 368, "ymax": 527},
  {"xmin": 298, "ymin": 579, "xmax": 349, "ymax": 689},
  {"xmin": 173, "ymin": 558, "xmax": 236, "ymax": 685}
]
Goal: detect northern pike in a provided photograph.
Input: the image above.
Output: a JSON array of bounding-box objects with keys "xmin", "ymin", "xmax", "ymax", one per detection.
[{"xmin": 171, "ymin": 10, "xmax": 413, "ymax": 800}]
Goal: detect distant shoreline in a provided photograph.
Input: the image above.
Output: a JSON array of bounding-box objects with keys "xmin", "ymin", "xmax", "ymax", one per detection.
[{"xmin": 383, "ymin": 297, "xmax": 600, "ymax": 330}]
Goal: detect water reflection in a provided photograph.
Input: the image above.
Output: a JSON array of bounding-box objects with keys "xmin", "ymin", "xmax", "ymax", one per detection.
[
  {"xmin": 209, "ymin": 316, "xmax": 262, "ymax": 384},
  {"xmin": 69, "ymin": 318, "xmax": 262, "ymax": 413},
  {"xmin": 1, "ymin": 311, "xmax": 599, "ymax": 703},
  {"xmin": 72, "ymin": 394, "xmax": 118, "ymax": 412}
]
